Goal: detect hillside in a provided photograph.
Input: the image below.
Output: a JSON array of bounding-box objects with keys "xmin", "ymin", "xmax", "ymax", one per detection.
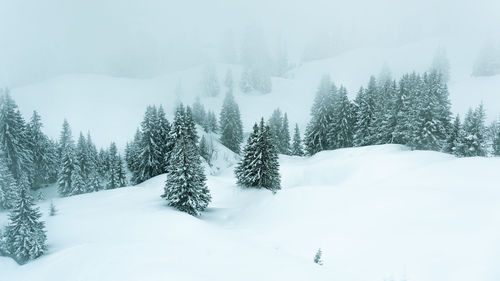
[
  {"xmin": 1, "ymin": 144, "xmax": 499, "ymax": 281},
  {"xmin": 9, "ymin": 37, "xmax": 500, "ymax": 149}
]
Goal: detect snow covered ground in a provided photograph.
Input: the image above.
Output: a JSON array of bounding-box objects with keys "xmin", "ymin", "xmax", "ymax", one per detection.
[
  {"xmin": 1, "ymin": 144, "xmax": 499, "ymax": 281},
  {"xmin": 9, "ymin": 37, "xmax": 500, "ymax": 149}
]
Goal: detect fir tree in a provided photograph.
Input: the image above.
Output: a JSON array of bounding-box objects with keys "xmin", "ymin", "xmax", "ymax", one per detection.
[
  {"xmin": 219, "ymin": 92, "xmax": 243, "ymax": 153},
  {"xmin": 136, "ymin": 106, "xmax": 162, "ymax": 183},
  {"xmin": 280, "ymin": 113, "xmax": 291, "ymax": 154},
  {"xmin": 291, "ymin": 124, "xmax": 304, "ymax": 156},
  {"xmin": 192, "ymin": 97, "xmax": 207, "ymax": 126},
  {"xmin": 235, "ymin": 119, "xmax": 281, "ymax": 192},
  {"xmin": 328, "ymin": 86, "xmax": 354, "ymax": 148},
  {"xmin": 304, "ymin": 75, "xmax": 336, "ymax": 155},
  {"xmin": 4, "ymin": 176, "xmax": 47, "ymax": 264},
  {"xmin": 314, "ymin": 248, "xmax": 323, "ymax": 265},
  {"xmin": 224, "ymin": 69, "xmax": 234, "ymax": 94},
  {"xmin": 0, "ymin": 92, "xmax": 32, "ymax": 180},
  {"xmin": 445, "ymin": 115, "xmax": 465, "ymax": 156},
  {"xmin": 106, "ymin": 142, "xmax": 120, "ymax": 189},
  {"xmin": 354, "ymin": 77, "xmax": 377, "ymax": 147},
  {"xmin": 199, "ymin": 135, "xmax": 210, "ymax": 162},
  {"xmin": 26, "ymin": 111, "xmax": 54, "ymax": 189},
  {"xmin": 162, "ymin": 116, "xmax": 211, "ymax": 216},
  {"xmin": 49, "ymin": 201, "xmax": 57, "ymax": 216},
  {"xmin": 493, "ymin": 124, "xmax": 500, "ymax": 156},
  {"xmin": 70, "ymin": 162, "xmax": 86, "ymax": 195},
  {"xmin": 462, "ymin": 104, "xmax": 487, "ymax": 157},
  {"xmin": 57, "ymin": 149, "xmax": 74, "ymax": 197},
  {"xmin": 0, "ymin": 148, "xmax": 17, "ymax": 209},
  {"xmin": 201, "ymin": 63, "xmax": 220, "ymax": 97}
]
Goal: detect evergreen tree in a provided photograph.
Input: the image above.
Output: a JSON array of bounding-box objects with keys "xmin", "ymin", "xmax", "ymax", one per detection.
[
  {"xmin": 411, "ymin": 71, "xmax": 452, "ymax": 150},
  {"xmin": 4, "ymin": 176, "xmax": 47, "ymax": 264},
  {"xmin": 291, "ymin": 124, "xmax": 304, "ymax": 156},
  {"xmin": 462, "ymin": 104, "xmax": 487, "ymax": 156},
  {"xmin": 239, "ymin": 67, "xmax": 252, "ymax": 93},
  {"xmin": 235, "ymin": 119, "xmax": 281, "ymax": 192},
  {"xmin": 106, "ymin": 142, "xmax": 120, "ymax": 189},
  {"xmin": 280, "ymin": 113, "xmax": 291, "ymax": 154},
  {"xmin": 127, "ymin": 129, "xmax": 143, "ymax": 184},
  {"xmin": 268, "ymin": 108, "xmax": 284, "ymax": 151},
  {"xmin": 445, "ymin": 115, "xmax": 465, "ymax": 156},
  {"xmin": 59, "ymin": 119, "xmax": 74, "ymax": 159},
  {"xmin": 199, "ymin": 135, "xmax": 210, "ymax": 162},
  {"xmin": 224, "ymin": 69, "xmax": 234, "ymax": 94},
  {"xmin": 204, "ymin": 110, "xmax": 218, "ymax": 133},
  {"xmin": 136, "ymin": 106, "xmax": 162, "ymax": 183},
  {"xmin": 393, "ymin": 73, "xmax": 420, "ymax": 145},
  {"xmin": 0, "ymin": 148, "xmax": 17, "ymax": 209},
  {"xmin": 354, "ymin": 77, "xmax": 377, "ymax": 146},
  {"xmin": 192, "ymin": 97, "xmax": 207, "ymax": 126},
  {"xmin": 70, "ymin": 162, "xmax": 86, "ymax": 195},
  {"xmin": 304, "ymin": 75, "xmax": 336, "ymax": 155},
  {"xmin": 328, "ymin": 86, "xmax": 354, "ymax": 148},
  {"xmin": 162, "ymin": 115, "xmax": 211, "ymax": 216},
  {"xmin": 219, "ymin": 92, "xmax": 243, "ymax": 153},
  {"xmin": 57, "ymin": 149, "xmax": 74, "ymax": 197},
  {"xmin": 314, "ymin": 248, "xmax": 323, "ymax": 265},
  {"xmin": 26, "ymin": 111, "xmax": 54, "ymax": 189},
  {"xmin": 157, "ymin": 106, "xmax": 172, "ymax": 174},
  {"xmin": 430, "ymin": 47, "xmax": 450, "ymax": 83},
  {"xmin": 49, "ymin": 201, "xmax": 57, "ymax": 216},
  {"xmin": 493, "ymin": 123, "xmax": 500, "ymax": 156},
  {"xmin": 201, "ymin": 63, "xmax": 220, "ymax": 97},
  {"xmin": 0, "ymin": 92, "xmax": 32, "ymax": 180}
]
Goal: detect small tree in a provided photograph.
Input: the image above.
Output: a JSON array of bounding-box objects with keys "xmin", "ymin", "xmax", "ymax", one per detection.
[
  {"xmin": 49, "ymin": 201, "xmax": 57, "ymax": 216},
  {"xmin": 291, "ymin": 124, "xmax": 304, "ymax": 156},
  {"xmin": 314, "ymin": 248, "xmax": 323, "ymax": 265}
]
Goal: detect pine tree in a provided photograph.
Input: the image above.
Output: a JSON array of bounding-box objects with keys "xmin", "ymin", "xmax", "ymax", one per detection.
[
  {"xmin": 304, "ymin": 75, "xmax": 336, "ymax": 155},
  {"xmin": 199, "ymin": 135, "xmax": 210, "ymax": 162},
  {"xmin": 106, "ymin": 142, "xmax": 120, "ymax": 189},
  {"xmin": 462, "ymin": 104, "xmax": 487, "ymax": 157},
  {"xmin": 412, "ymin": 71, "xmax": 451, "ymax": 151},
  {"xmin": 239, "ymin": 67, "xmax": 252, "ymax": 93},
  {"xmin": 0, "ymin": 92, "xmax": 32, "ymax": 180},
  {"xmin": 201, "ymin": 63, "xmax": 220, "ymax": 97},
  {"xmin": 314, "ymin": 248, "xmax": 323, "ymax": 265},
  {"xmin": 57, "ymin": 149, "xmax": 74, "ymax": 197},
  {"xmin": 328, "ymin": 86, "xmax": 354, "ymax": 148},
  {"xmin": 26, "ymin": 111, "xmax": 54, "ymax": 189},
  {"xmin": 393, "ymin": 73, "xmax": 420, "ymax": 146},
  {"xmin": 127, "ymin": 129, "xmax": 143, "ymax": 184},
  {"xmin": 157, "ymin": 106, "xmax": 172, "ymax": 174},
  {"xmin": 268, "ymin": 108, "xmax": 284, "ymax": 151},
  {"xmin": 0, "ymin": 148, "xmax": 17, "ymax": 209},
  {"xmin": 493, "ymin": 125, "xmax": 500, "ymax": 156},
  {"xmin": 224, "ymin": 69, "xmax": 234, "ymax": 94},
  {"xmin": 192, "ymin": 97, "xmax": 207, "ymax": 126},
  {"xmin": 4, "ymin": 176, "xmax": 47, "ymax": 264},
  {"xmin": 219, "ymin": 92, "xmax": 243, "ymax": 153},
  {"xmin": 162, "ymin": 116, "xmax": 211, "ymax": 216},
  {"xmin": 235, "ymin": 119, "xmax": 281, "ymax": 192},
  {"xmin": 70, "ymin": 162, "xmax": 86, "ymax": 195},
  {"xmin": 49, "ymin": 201, "xmax": 57, "ymax": 216},
  {"xmin": 354, "ymin": 77, "xmax": 377, "ymax": 146},
  {"xmin": 291, "ymin": 124, "xmax": 304, "ymax": 156},
  {"xmin": 445, "ymin": 115, "xmax": 465, "ymax": 156},
  {"xmin": 280, "ymin": 113, "xmax": 291, "ymax": 154},
  {"xmin": 136, "ymin": 106, "xmax": 162, "ymax": 183},
  {"xmin": 59, "ymin": 119, "xmax": 74, "ymax": 159}
]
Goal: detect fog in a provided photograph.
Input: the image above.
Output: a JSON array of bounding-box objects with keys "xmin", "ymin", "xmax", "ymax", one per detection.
[{"xmin": 1, "ymin": 0, "xmax": 499, "ymax": 87}]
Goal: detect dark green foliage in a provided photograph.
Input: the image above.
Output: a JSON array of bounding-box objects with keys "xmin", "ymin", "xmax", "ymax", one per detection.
[
  {"xmin": 291, "ymin": 124, "xmax": 304, "ymax": 156},
  {"xmin": 162, "ymin": 106, "xmax": 211, "ymax": 216},
  {"xmin": 304, "ymin": 75, "xmax": 336, "ymax": 155},
  {"xmin": 235, "ymin": 119, "xmax": 281, "ymax": 192},
  {"xmin": 328, "ymin": 86, "xmax": 354, "ymax": 148},
  {"xmin": 0, "ymin": 91, "xmax": 32, "ymax": 180},
  {"xmin": 0, "ymin": 148, "xmax": 17, "ymax": 209},
  {"xmin": 4, "ymin": 176, "xmax": 47, "ymax": 264},
  {"xmin": 219, "ymin": 92, "xmax": 243, "ymax": 154}
]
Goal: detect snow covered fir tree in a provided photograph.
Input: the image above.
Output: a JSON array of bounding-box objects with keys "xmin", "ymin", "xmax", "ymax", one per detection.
[
  {"xmin": 219, "ymin": 91, "xmax": 243, "ymax": 154},
  {"xmin": 162, "ymin": 104, "xmax": 211, "ymax": 216},
  {"xmin": 3, "ymin": 176, "xmax": 47, "ymax": 264},
  {"xmin": 235, "ymin": 119, "xmax": 281, "ymax": 192}
]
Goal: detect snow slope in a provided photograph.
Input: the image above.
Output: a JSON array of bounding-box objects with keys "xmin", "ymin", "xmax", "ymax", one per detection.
[
  {"xmin": 1, "ymin": 144, "xmax": 499, "ymax": 281},
  {"xmin": 9, "ymin": 37, "xmax": 500, "ymax": 149}
]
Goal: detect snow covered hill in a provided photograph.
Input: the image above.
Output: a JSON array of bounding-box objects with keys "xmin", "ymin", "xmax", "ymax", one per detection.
[
  {"xmin": 9, "ymin": 37, "xmax": 500, "ymax": 149},
  {"xmin": 1, "ymin": 144, "xmax": 499, "ymax": 281}
]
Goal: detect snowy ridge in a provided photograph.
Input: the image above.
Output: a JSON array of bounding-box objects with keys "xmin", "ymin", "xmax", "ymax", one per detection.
[{"xmin": 1, "ymin": 144, "xmax": 499, "ymax": 281}]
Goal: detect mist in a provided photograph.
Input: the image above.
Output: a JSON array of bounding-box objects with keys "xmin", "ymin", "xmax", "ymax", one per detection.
[{"xmin": 1, "ymin": 0, "xmax": 499, "ymax": 87}]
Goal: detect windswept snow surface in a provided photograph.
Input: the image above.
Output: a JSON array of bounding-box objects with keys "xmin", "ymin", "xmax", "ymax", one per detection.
[{"xmin": 1, "ymin": 144, "xmax": 499, "ymax": 281}]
